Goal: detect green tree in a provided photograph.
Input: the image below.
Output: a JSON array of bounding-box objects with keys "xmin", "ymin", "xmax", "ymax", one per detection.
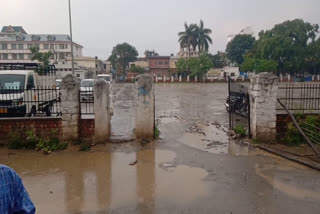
[
  {"xmin": 209, "ymin": 52, "xmax": 227, "ymax": 68},
  {"xmin": 196, "ymin": 20, "xmax": 213, "ymax": 53},
  {"xmin": 241, "ymin": 56, "xmax": 277, "ymax": 73},
  {"xmin": 129, "ymin": 66, "xmax": 145, "ymax": 74},
  {"xmin": 176, "ymin": 58, "xmax": 189, "ymax": 73},
  {"xmin": 30, "ymin": 47, "xmax": 53, "ymax": 66},
  {"xmin": 178, "ymin": 23, "xmax": 197, "ymax": 58},
  {"xmin": 253, "ymin": 19, "xmax": 319, "ymax": 75},
  {"xmin": 226, "ymin": 34, "xmax": 255, "ymax": 65},
  {"xmin": 108, "ymin": 43, "xmax": 138, "ymax": 75}
]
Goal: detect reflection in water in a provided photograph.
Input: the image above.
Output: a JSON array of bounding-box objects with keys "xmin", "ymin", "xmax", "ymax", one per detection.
[
  {"xmin": 136, "ymin": 150, "xmax": 155, "ymax": 214},
  {"xmin": 0, "ymin": 149, "xmax": 209, "ymax": 214}
]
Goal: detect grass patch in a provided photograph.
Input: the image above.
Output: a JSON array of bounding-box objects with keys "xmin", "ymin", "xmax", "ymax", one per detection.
[
  {"xmin": 155, "ymin": 126, "xmax": 160, "ymax": 139},
  {"xmin": 234, "ymin": 124, "xmax": 246, "ymax": 137},
  {"xmin": 79, "ymin": 142, "xmax": 91, "ymax": 152}
]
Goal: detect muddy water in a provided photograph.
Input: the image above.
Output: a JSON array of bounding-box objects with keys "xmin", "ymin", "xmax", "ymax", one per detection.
[{"xmin": 0, "ymin": 149, "xmax": 209, "ymax": 213}]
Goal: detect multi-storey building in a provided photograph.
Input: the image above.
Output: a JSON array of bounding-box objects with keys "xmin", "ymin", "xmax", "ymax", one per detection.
[{"xmin": 0, "ymin": 25, "xmax": 83, "ymax": 65}]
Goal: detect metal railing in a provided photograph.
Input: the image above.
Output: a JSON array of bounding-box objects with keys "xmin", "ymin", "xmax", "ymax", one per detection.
[
  {"xmin": 277, "ymin": 83, "xmax": 320, "ymax": 113},
  {"xmin": 79, "ymin": 89, "xmax": 94, "ymax": 116},
  {"xmin": 0, "ymin": 87, "xmax": 61, "ymax": 117}
]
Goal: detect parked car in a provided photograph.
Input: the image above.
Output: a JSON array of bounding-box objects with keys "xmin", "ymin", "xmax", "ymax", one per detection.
[
  {"xmin": 97, "ymin": 74, "xmax": 112, "ymax": 83},
  {"xmin": 0, "ymin": 66, "xmax": 58, "ymax": 117},
  {"xmin": 80, "ymin": 79, "xmax": 94, "ymax": 101}
]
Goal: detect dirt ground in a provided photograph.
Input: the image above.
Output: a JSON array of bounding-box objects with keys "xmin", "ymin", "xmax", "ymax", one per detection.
[{"xmin": 0, "ymin": 83, "xmax": 320, "ymax": 214}]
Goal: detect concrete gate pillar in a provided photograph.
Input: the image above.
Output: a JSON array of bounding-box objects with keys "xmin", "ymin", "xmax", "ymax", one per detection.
[
  {"xmin": 135, "ymin": 74, "xmax": 155, "ymax": 139},
  {"xmin": 249, "ymin": 73, "xmax": 279, "ymax": 142},
  {"xmin": 94, "ymin": 79, "xmax": 111, "ymax": 143},
  {"xmin": 61, "ymin": 74, "xmax": 80, "ymax": 142}
]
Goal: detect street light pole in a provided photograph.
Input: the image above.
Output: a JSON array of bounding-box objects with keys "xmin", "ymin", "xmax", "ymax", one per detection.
[{"xmin": 68, "ymin": 0, "xmax": 75, "ymax": 76}]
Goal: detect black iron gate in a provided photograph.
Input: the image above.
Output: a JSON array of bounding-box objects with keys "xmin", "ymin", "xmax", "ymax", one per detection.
[{"xmin": 227, "ymin": 77, "xmax": 251, "ymax": 136}]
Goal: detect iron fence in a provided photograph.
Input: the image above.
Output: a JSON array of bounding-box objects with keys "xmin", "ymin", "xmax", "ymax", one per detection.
[
  {"xmin": 79, "ymin": 89, "xmax": 94, "ymax": 116},
  {"xmin": 277, "ymin": 83, "xmax": 320, "ymax": 113},
  {"xmin": 0, "ymin": 87, "xmax": 61, "ymax": 117}
]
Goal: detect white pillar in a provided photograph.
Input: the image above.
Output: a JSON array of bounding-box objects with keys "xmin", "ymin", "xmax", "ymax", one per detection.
[
  {"xmin": 155, "ymin": 76, "xmax": 158, "ymax": 82},
  {"xmin": 288, "ymin": 74, "xmax": 291, "ymax": 82},
  {"xmin": 203, "ymin": 76, "xmax": 206, "ymax": 82},
  {"xmin": 171, "ymin": 76, "xmax": 174, "ymax": 82},
  {"xmin": 250, "ymin": 73, "xmax": 279, "ymax": 142},
  {"xmin": 242, "ymin": 75, "xmax": 245, "ymax": 82},
  {"xmin": 61, "ymin": 74, "xmax": 80, "ymax": 142},
  {"xmin": 280, "ymin": 74, "xmax": 283, "ymax": 82},
  {"xmin": 135, "ymin": 74, "xmax": 155, "ymax": 139},
  {"xmin": 179, "ymin": 75, "xmax": 182, "ymax": 82},
  {"xmin": 195, "ymin": 76, "xmax": 198, "ymax": 82},
  {"xmin": 94, "ymin": 80, "xmax": 111, "ymax": 143},
  {"xmin": 312, "ymin": 75, "xmax": 315, "ymax": 82},
  {"xmin": 187, "ymin": 75, "xmax": 190, "ymax": 82},
  {"xmin": 318, "ymin": 75, "xmax": 320, "ymax": 81},
  {"xmin": 163, "ymin": 76, "xmax": 166, "ymax": 82}
]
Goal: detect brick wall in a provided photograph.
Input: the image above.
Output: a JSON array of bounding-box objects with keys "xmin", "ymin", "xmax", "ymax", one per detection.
[
  {"xmin": 79, "ymin": 119, "xmax": 95, "ymax": 141},
  {"xmin": 0, "ymin": 117, "xmax": 62, "ymax": 144}
]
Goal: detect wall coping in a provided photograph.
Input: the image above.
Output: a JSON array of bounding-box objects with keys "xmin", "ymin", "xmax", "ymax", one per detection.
[{"xmin": 0, "ymin": 117, "xmax": 62, "ymax": 121}]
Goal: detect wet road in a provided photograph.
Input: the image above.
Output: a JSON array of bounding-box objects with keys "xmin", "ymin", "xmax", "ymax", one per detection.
[{"xmin": 0, "ymin": 83, "xmax": 320, "ymax": 214}]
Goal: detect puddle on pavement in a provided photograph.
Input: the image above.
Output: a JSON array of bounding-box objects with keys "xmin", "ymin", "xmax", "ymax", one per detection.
[
  {"xmin": 179, "ymin": 121, "xmax": 249, "ymax": 155},
  {"xmin": 0, "ymin": 149, "xmax": 209, "ymax": 214},
  {"xmin": 255, "ymin": 164, "xmax": 320, "ymax": 201}
]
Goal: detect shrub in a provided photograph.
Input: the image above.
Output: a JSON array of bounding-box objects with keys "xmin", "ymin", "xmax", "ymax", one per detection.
[
  {"xmin": 8, "ymin": 130, "xmax": 24, "ymax": 149},
  {"xmin": 155, "ymin": 126, "xmax": 160, "ymax": 139},
  {"xmin": 79, "ymin": 142, "xmax": 91, "ymax": 152},
  {"xmin": 234, "ymin": 124, "xmax": 246, "ymax": 137}
]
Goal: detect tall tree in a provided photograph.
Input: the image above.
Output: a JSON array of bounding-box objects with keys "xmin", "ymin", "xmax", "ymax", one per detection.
[
  {"xmin": 178, "ymin": 23, "xmax": 197, "ymax": 58},
  {"xmin": 108, "ymin": 43, "xmax": 138, "ymax": 75},
  {"xmin": 30, "ymin": 47, "xmax": 53, "ymax": 66},
  {"xmin": 253, "ymin": 19, "xmax": 319, "ymax": 74},
  {"xmin": 226, "ymin": 34, "xmax": 255, "ymax": 65},
  {"xmin": 196, "ymin": 20, "xmax": 213, "ymax": 53}
]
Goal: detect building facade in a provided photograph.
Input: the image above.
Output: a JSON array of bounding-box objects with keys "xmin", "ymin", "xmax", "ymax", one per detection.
[{"xmin": 0, "ymin": 26, "xmax": 83, "ymax": 65}]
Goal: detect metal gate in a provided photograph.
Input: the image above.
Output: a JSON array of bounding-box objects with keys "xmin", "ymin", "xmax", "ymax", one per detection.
[{"xmin": 227, "ymin": 77, "xmax": 251, "ymax": 136}]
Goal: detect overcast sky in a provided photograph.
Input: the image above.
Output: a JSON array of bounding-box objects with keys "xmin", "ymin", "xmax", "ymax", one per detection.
[{"xmin": 2, "ymin": 0, "xmax": 320, "ymax": 59}]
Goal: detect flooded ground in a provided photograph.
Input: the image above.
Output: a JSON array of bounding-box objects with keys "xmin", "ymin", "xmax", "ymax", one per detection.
[{"xmin": 1, "ymin": 83, "xmax": 320, "ymax": 213}]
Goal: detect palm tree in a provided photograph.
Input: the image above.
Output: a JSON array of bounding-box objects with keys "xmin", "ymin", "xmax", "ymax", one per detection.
[
  {"xmin": 178, "ymin": 23, "xmax": 197, "ymax": 58},
  {"xmin": 197, "ymin": 20, "xmax": 212, "ymax": 53}
]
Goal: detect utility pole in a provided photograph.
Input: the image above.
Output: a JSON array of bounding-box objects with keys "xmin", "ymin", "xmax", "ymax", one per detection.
[{"xmin": 68, "ymin": 0, "xmax": 75, "ymax": 76}]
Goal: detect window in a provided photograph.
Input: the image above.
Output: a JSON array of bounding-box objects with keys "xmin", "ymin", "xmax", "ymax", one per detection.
[
  {"xmin": 27, "ymin": 54, "xmax": 32, "ymax": 60},
  {"xmin": 1, "ymin": 44, "xmax": 8, "ymax": 50},
  {"xmin": 11, "ymin": 44, "xmax": 17, "ymax": 50},
  {"xmin": 27, "ymin": 44, "xmax": 33, "ymax": 49},
  {"xmin": 31, "ymin": 35, "xmax": 40, "ymax": 41},
  {"xmin": 18, "ymin": 54, "xmax": 24, "ymax": 60},
  {"xmin": 230, "ymin": 72, "xmax": 235, "ymax": 77},
  {"xmin": 76, "ymin": 74, "xmax": 80, "ymax": 78},
  {"xmin": 159, "ymin": 61, "xmax": 163, "ymax": 65},
  {"xmin": 34, "ymin": 44, "xmax": 40, "ymax": 48},
  {"xmin": 165, "ymin": 61, "xmax": 169, "ymax": 65},
  {"xmin": 59, "ymin": 44, "xmax": 65, "ymax": 49},
  {"xmin": 59, "ymin": 53, "xmax": 65, "ymax": 60},
  {"xmin": 65, "ymin": 44, "xmax": 68, "ymax": 49},
  {"xmin": 18, "ymin": 44, "xmax": 24, "ymax": 50},
  {"xmin": 43, "ymin": 44, "xmax": 49, "ymax": 49},
  {"xmin": 12, "ymin": 54, "xmax": 17, "ymax": 60},
  {"xmin": 3, "ymin": 54, "xmax": 8, "ymax": 60},
  {"xmin": 50, "ymin": 44, "xmax": 54, "ymax": 49},
  {"xmin": 26, "ymin": 75, "xmax": 35, "ymax": 89}
]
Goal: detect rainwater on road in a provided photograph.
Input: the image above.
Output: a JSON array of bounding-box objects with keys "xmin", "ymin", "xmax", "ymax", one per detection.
[{"xmin": 0, "ymin": 83, "xmax": 320, "ymax": 214}]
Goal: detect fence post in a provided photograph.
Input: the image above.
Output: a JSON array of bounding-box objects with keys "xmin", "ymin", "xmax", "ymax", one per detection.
[
  {"xmin": 135, "ymin": 74, "xmax": 155, "ymax": 139},
  {"xmin": 249, "ymin": 73, "xmax": 279, "ymax": 142},
  {"xmin": 187, "ymin": 75, "xmax": 190, "ymax": 82},
  {"xmin": 61, "ymin": 74, "xmax": 80, "ymax": 142},
  {"xmin": 195, "ymin": 76, "xmax": 198, "ymax": 82},
  {"xmin": 163, "ymin": 76, "xmax": 166, "ymax": 82},
  {"xmin": 179, "ymin": 75, "xmax": 182, "ymax": 82},
  {"xmin": 288, "ymin": 74, "xmax": 291, "ymax": 82},
  {"xmin": 94, "ymin": 79, "xmax": 111, "ymax": 143},
  {"xmin": 171, "ymin": 76, "xmax": 174, "ymax": 82}
]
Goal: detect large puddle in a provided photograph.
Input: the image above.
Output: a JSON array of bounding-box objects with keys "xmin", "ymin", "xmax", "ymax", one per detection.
[{"xmin": 0, "ymin": 149, "xmax": 209, "ymax": 213}]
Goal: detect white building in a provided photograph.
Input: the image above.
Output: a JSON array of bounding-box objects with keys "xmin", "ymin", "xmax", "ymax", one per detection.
[{"xmin": 0, "ymin": 25, "xmax": 83, "ymax": 65}]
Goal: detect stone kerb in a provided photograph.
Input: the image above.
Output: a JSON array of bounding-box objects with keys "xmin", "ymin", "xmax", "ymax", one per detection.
[
  {"xmin": 61, "ymin": 74, "xmax": 80, "ymax": 142},
  {"xmin": 135, "ymin": 74, "xmax": 155, "ymax": 139},
  {"xmin": 94, "ymin": 79, "xmax": 111, "ymax": 143},
  {"xmin": 249, "ymin": 72, "xmax": 279, "ymax": 142}
]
